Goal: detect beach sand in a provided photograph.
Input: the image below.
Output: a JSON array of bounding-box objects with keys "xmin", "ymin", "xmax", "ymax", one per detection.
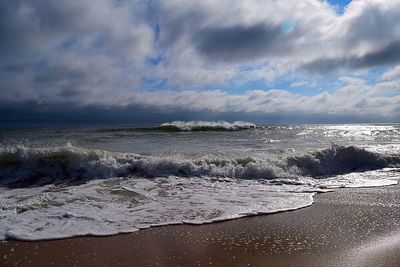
[{"xmin": 1, "ymin": 184, "xmax": 400, "ymax": 267}]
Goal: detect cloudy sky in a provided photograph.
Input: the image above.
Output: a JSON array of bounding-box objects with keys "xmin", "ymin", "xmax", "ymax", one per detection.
[{"xmin": 1, "ymin": 0, "xmax": 400, "ymax": 124}]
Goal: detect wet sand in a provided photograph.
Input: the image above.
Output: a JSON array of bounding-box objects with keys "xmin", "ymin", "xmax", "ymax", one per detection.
[{"xmin": 1, "ymin": 184, "xmax": 400, "ymax": 267}]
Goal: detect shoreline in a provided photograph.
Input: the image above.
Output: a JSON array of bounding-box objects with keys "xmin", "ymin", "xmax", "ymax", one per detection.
[{"xmin": 1, "ymin": 184, "xmax": 400, "ymax": 266}]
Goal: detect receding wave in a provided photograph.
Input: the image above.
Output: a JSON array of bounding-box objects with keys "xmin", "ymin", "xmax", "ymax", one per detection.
[{"xmin": 1, "ymin": 144, "xmax": 399, "ymax": 188}]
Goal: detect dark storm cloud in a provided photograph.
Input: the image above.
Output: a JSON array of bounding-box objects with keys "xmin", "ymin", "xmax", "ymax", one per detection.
[
  {"xmin": 1, "ymin": 64, "xmax": 27, "ymax": 74},
  {"xmin": 341, "ymin": 2, "xmax": 399, "ymax": 50},
  {"xmin": 33, "ymin": 64, "xmax": 87, "ymax": 84},
  {"xmin": 0, "ymin": 1, "xmax": 35, "ymax": 61},
  {"xmin": 154, "ymin": 4, "xmax": 206, "ymax": 47},
  {"xmin": 1, "ymin": 100, "xmax": 395, "ymax": 126},
  {"xmin": 193, "ymin": 24, "xmax": 285, "ymax": 63},
  {"xmin": 0, "ymin": 0, "xmax": 153, "ymax": 58},
  {"xmin": 303, "ymin": 40, "xmax": 400, "ymax": 74},
  {"xmin": 355, "ymin": 40, "xmax": 400, "ymax": 68},
  {"xmin": 0, "ymin": 0, "xmax": 154, "ymax": 103},
  {"xmin": 154, "ymin": 1, "xmax": 304, "ymax": 65},
  {"xmin": 0, "ymin": 0, "xmax": 84, "ymax": 62}
]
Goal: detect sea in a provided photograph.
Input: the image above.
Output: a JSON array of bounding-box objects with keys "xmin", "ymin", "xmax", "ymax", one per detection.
[{"xmin": 0, "ymin": 121, "xmax": 399, "ymax": 240}]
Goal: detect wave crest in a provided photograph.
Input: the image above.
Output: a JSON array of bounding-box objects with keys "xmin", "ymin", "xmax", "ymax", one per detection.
[
  {"xmin": 0, "ymin": 144, "xmax": 398, "ymax": 187},
  {"xmin": 159, "ymin": 120, "xmax": 256, "ymax": 131},
  {"xmin": 288, "ymin": 145, "xmax": 392, "ymax": 177}
]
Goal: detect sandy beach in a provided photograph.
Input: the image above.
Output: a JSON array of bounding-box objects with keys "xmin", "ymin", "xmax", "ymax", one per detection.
[{"xmin": 1, "ymin": 183, "xmax": 400, "ymax": 267}]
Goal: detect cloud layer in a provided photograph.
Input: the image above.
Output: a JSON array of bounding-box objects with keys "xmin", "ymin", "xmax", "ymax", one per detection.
[{"xmin": 1, "ymin": 0, "xmax": 400, "ymax": 123}]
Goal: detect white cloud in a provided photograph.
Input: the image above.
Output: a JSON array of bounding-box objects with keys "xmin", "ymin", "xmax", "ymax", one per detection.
[
  {"xmin": 90, "ymin": 77, "xmax": 398, "ymax": 118},
  {"xmin": 382, "ymin": 66, "xmax": 400, "ymax": 80},
  {"xmin": 290, "ymin": 81, "xmax": 318, "ymax": 88}
]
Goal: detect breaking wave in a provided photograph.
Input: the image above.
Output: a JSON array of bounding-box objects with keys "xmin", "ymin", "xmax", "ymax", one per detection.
[
  {"xmin": 90, "ymin": 121, "xmax": 257, "ymax": 133},
  {"xmin": 288, "ymin": 145, "xmax": 399, "ymax": 177},
  {"xmin": 1, "ymin": 144, "xmax": 399, "ymax": 188},
  {"xmin": 158, "ymin": 120, "xmax": 257, "ymax": 131}
]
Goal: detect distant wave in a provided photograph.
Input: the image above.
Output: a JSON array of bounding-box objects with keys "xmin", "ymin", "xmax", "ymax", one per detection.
[
  {"xmin": 91, "ymin": 121, "xmax": 257, "ymax": 133},
  {"xmin": 1, "ymin": 144, "xmax": 399, "ymax": 188},
  {"xmin": 158, "ymin": 121, "xmax": 257, "ymax": 131}
]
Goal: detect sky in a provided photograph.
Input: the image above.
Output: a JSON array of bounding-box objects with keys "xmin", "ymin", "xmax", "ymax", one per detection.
[{"xmin": 1, "ymin": 0, "xmax": 400, "ymax": 124}]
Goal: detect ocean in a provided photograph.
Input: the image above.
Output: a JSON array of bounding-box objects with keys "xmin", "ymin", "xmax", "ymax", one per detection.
[{"xmin": 0, "ymin": 122, "xmax": 399, "ymax": 240}]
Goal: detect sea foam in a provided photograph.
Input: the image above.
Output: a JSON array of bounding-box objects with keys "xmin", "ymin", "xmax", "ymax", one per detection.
[
  {"xmin": 0, "ymin": 143, "xmax": 399, "ymax": 240},
  {"xmin": 0, "ymin": 144, "xmax": 399, "ymax": 187}
]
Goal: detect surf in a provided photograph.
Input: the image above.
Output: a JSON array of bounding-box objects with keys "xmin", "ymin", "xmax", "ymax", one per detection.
[{"xmin": 1, "ymin": 144, "xmax": 399, "ymax": 188}]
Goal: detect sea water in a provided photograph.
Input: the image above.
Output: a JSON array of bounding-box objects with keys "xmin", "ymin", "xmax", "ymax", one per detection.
[{"xmin": 0, "ymin": 122, "xmax": 399, "ymax": 240}]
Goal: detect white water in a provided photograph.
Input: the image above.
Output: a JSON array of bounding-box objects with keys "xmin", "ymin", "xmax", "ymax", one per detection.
[{"xmin": 0, "ymin": 123, "xmax": 399, "ymax": 240}]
